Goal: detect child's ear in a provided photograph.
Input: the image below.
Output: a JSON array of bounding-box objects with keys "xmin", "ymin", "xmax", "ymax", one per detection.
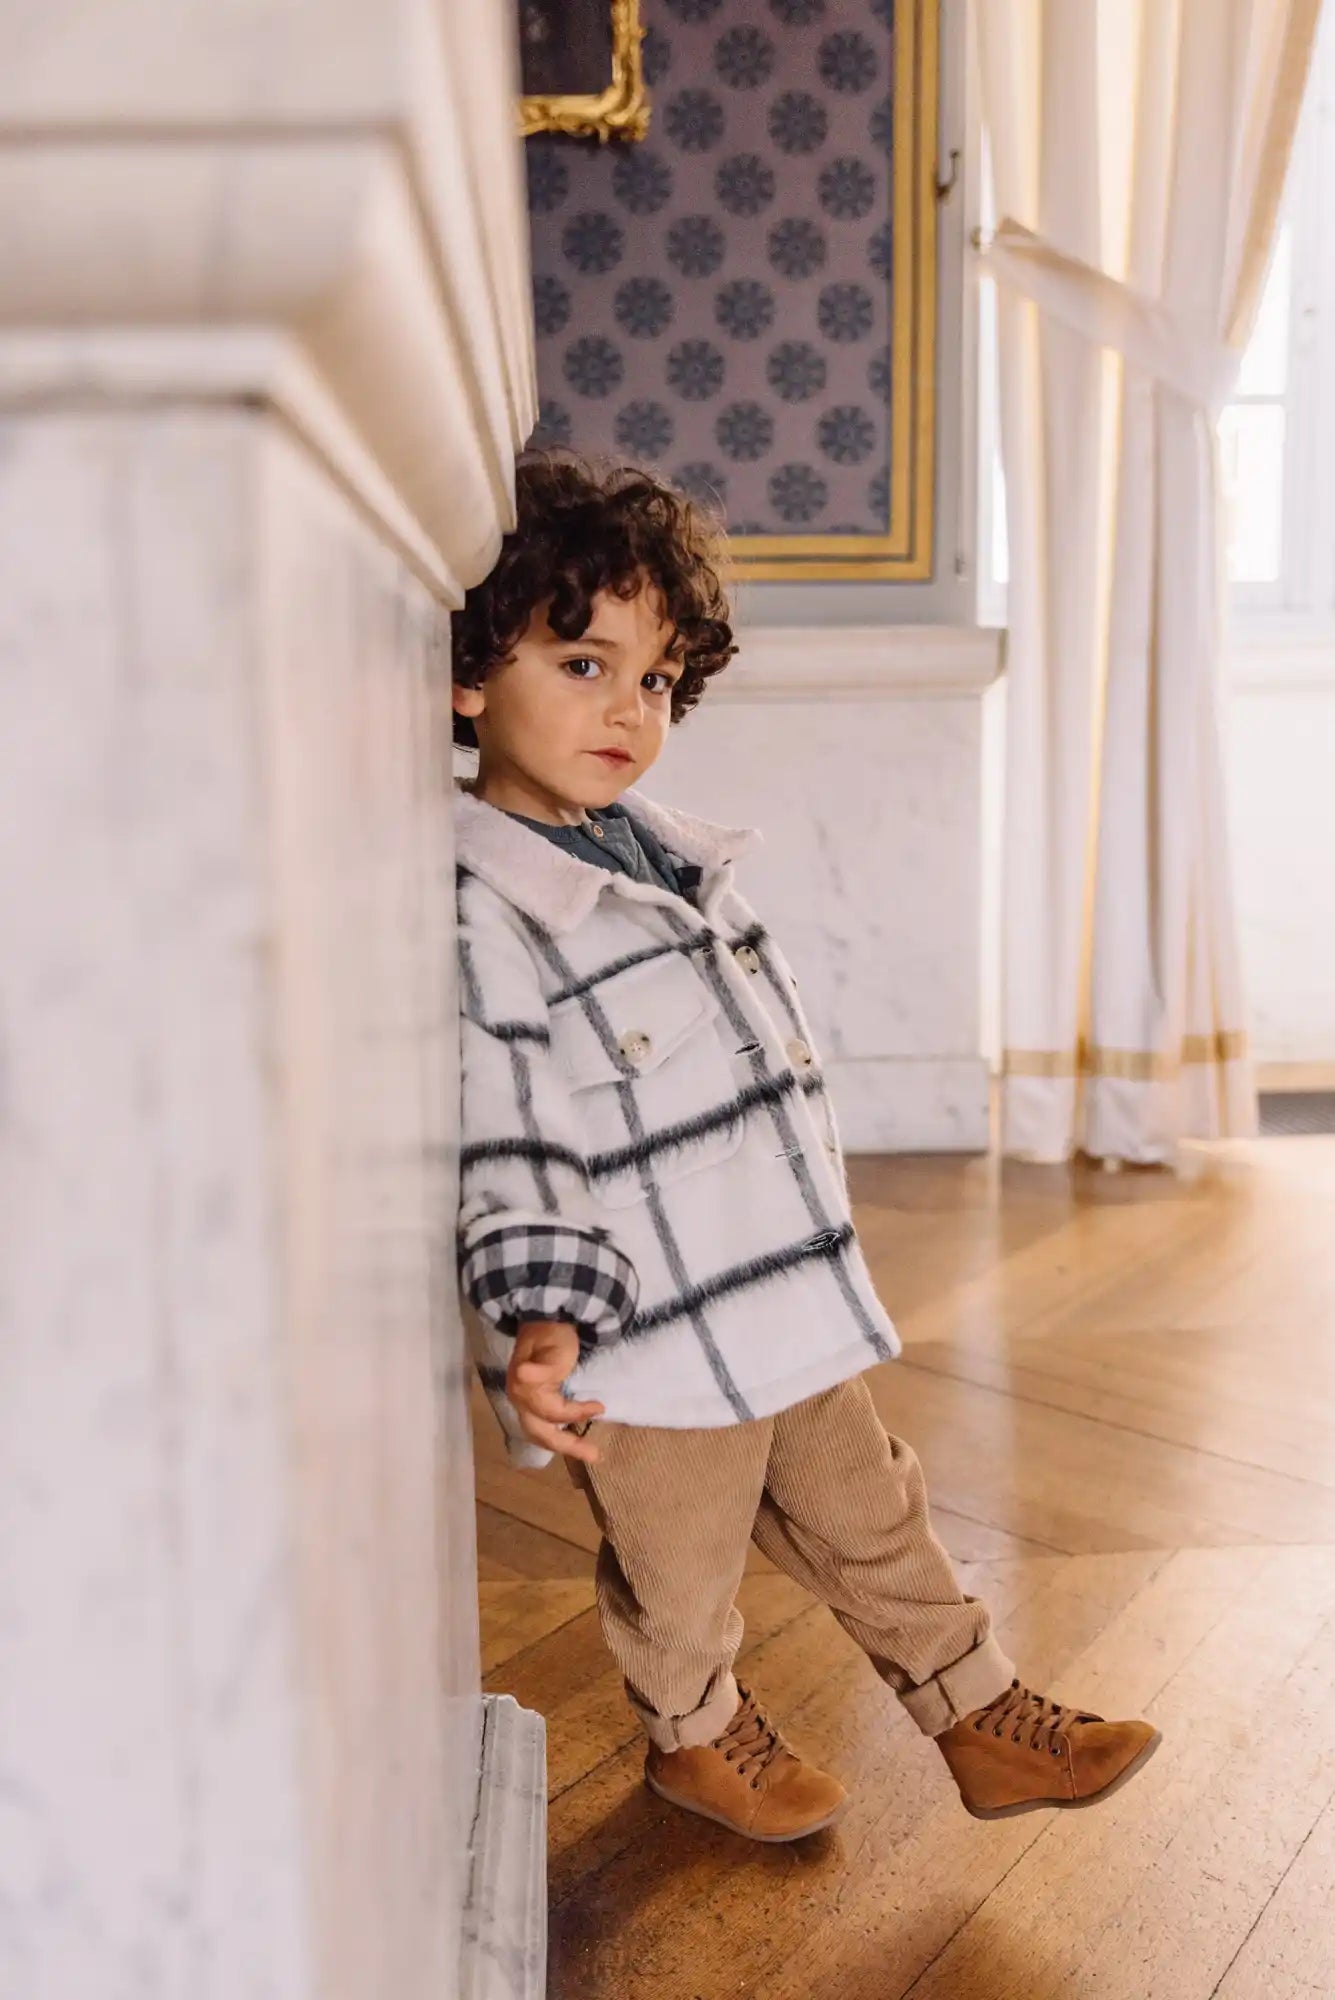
[{"xmin": 452, "ymin": 682, "xmax": 486, "ymax": 720}]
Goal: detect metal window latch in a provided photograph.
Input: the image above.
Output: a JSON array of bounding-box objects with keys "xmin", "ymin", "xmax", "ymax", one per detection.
[{"xmin": 936, "ymin": 149, "xmax": 961, "ymax": 202}]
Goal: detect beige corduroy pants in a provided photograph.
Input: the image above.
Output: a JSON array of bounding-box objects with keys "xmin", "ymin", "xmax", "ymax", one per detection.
[{"xmin": 566, "ymin": 1375, "xmax": 1015, "ymax": 1751}]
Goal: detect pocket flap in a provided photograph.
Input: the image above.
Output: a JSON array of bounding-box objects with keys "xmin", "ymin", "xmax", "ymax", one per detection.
[{"xmin": 550, "ymin": 951, "xmax": 720, "ymax": 1090}]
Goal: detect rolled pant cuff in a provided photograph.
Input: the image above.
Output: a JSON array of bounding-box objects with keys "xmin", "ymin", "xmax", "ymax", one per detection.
[
  {"xmin": 898, "ymin": 1633, "xmax": 1016, "ymax": 1738},
  {"xmin": 630, "ymin": 1671, "xmax": 741, "ymax": 1752}
]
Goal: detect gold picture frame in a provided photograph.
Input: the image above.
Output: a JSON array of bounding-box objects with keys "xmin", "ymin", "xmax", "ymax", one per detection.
[
  {"xmin": 520, "ymin": 0, "xmax": 650, "ymax": 144},
  {"xmin": 731, "ymin": 0, "xmax": 938, "ymax": 582}
]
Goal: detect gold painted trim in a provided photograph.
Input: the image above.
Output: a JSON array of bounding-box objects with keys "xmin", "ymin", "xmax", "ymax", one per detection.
[
  {"xmin": 1004, "ymin": 1032, "xmax": 1250, "ymax": 1083},
  {"xmin": 731, "ymin": 0, "xmax": 938, "ymax": 582},
  {"xmin": 520, "ymin": 0, "xmax": 650, "ymax": 143}
]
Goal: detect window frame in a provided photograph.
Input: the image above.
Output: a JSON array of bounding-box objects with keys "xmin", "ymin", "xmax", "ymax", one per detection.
[
  {"xmin": 974, "ymin": 10, "xmax": 1335, "ymax": 641},
  {"xmin": 1230, "ymin": 17, "xmax": 1335, "ymax": 630}
]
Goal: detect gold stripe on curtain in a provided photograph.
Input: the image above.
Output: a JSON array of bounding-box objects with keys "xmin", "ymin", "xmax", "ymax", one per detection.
[{"xmin": 1004, "ymin": 1031, "xmax": 1249, "ymax": 1082}]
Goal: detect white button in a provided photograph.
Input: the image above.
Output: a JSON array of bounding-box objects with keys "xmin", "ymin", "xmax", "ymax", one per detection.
[
  {"xmin": 735, "ymin": 945, "xmax": 761, "ymax": 975},
  {"xmin": 619, "ymin": 1031, "xmax": 652, "ymax": 1067},
  {"xmin": 786, "ymin": 1038, "xmax": 814, "ymax": 1069}
]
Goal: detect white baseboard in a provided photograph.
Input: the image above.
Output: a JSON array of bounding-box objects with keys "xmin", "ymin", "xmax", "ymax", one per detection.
[
  {"xmin": 718, "ymin": 624, "xmax": 1004, "ymax": 702},
  {"xmin": 1257, "ymin": 1061, "xmax": 1335, "ymax": 1091}
]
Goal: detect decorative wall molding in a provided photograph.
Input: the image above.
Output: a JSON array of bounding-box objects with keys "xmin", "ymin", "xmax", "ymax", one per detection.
[
  {"xmin": 0, "ymin": 137, "xmax": 516, "ymax": 604},
  {"xmin": 0, "ymin": 0, "xmax": 537, "ymax": 606},
  {"xmin": 721, "ymin": 623, "xmax": 1005, "ymax": 702},
  {"xmin": 0, "ymin": 323, "xmax": 473, "ymax": 603}
]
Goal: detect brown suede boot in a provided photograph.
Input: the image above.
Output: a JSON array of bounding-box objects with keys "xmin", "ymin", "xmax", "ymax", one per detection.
[
  {"xmin": 645, "ymin": 1685, "xmax": 848, "ymax": 1842},
  {"xmin": 938, "ymin": 1678, "xmax": 1162, "ymax": 1820}
]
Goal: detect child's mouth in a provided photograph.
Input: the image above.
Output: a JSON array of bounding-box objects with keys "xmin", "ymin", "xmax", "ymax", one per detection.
[{"xmin": 591, "ymin": 750, "xmax": 633, "ymax": 767}]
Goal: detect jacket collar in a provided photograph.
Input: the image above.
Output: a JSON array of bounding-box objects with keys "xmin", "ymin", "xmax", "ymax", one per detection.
[{"xmin": 454, "ymin": 782, "xmax": 758, "ymax": 933}]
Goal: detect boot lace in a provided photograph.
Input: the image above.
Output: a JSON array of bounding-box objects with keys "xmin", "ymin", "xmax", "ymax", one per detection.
[
  {"xmin": 974, "ymin": 1679, "xmax": 1103, "ymax": 1757},
  {"xmin": 712, "ymin": 1686, "xmax": 787, "ymax": 1788}
]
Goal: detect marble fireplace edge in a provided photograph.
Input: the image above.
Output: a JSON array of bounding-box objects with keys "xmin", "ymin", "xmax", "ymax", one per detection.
[{"xmin": 460, "ymin": 1694, "xmax": 548, "ymax": 2000}]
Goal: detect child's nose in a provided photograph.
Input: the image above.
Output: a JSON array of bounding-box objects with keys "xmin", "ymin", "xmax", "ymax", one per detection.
[{"xmin": 604, "ymin": 682, "xmax": 644, "ymax": 728}]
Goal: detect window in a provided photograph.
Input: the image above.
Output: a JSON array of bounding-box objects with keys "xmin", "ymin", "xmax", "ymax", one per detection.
[
  {"xmin": 1220, "ymin": 225, "xmax": 1291, "ymax": 592},
  {"xmin": 1223, "ymin": 3, "xmax": 1335, "ymax": 621},
  {"xmin": 977, "ymin": 7, "xmax": 1335, "ymax": 629}
]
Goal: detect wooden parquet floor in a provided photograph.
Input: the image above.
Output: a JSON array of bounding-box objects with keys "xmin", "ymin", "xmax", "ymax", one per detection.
[{"xmin": 472, "ymin": 1138, "xmax": 1335, "ymax": 2000}]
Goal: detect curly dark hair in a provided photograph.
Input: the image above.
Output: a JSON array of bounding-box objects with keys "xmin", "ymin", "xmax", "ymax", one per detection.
[{"xmin": 452, "ymin": 453, "xmax": 736, "ymax": 748}]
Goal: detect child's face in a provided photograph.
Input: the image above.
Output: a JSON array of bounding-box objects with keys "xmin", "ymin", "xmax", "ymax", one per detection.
[{"xmin": 455, "ymin": 585, "xmax": 681, "ymax": 820}]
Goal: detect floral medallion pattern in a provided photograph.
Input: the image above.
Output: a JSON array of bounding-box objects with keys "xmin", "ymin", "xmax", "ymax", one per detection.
[{"xmin": 526, "ymin": 0, "xmax": 896, "ymax": 536}]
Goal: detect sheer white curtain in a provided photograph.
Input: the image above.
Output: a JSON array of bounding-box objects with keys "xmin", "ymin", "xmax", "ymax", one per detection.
[{"xmin": 978, "ymin": 0, "xmax": 1322, "ymax": 1164}]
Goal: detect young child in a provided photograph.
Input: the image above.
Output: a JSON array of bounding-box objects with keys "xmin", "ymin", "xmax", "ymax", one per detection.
[{"xmin": 453, "ymin": 454, "xmax": 1160, "ymax": 1840}]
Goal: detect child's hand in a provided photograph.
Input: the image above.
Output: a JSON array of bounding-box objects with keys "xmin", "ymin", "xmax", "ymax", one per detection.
[{"xmin": 507, "ymin": 1319, "xmax": 605, "ymax": 1464}]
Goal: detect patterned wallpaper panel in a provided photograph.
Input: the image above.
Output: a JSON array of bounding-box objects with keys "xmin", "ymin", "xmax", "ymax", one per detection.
[{"xmin": 525, "ymin": 0, "xmax": 896, "ymax": 539}]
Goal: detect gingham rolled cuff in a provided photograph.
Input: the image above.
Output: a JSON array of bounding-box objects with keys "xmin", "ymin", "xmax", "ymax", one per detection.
[{"xmin": 460, "ymin": 1219, "xmax": 640, "ymax": 1351}]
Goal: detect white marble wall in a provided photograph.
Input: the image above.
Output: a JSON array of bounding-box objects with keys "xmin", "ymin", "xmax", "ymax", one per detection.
[
  {"xmin": 1226, "ymin": 643, "xmax": 1335, "ymax": 1066},
  {"xmin": 670, "ymin": 626, "xmax": 1335, "ymax": 1136},
  {"xmin": 0, "ymin": 408, "xmax": 475, "ymax": 1998},
  {"xmin": 257, "ymin": 423, "xmax": 477, "ymax": 1998},
  {"xmin": 652, "ymin": 628, "xmax": 1001, "ymax": 1152}
]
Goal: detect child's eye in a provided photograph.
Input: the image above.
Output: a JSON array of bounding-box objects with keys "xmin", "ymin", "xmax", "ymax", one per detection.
[
  {"xmin": 561, "ymin": 656, "xmax": 603, "ymax": 681},
  {"xmin": 642, "ymin": 671, "xmax": 676, "ymax": 696}
]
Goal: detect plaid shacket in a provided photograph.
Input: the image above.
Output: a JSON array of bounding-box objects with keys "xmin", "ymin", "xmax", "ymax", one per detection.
[{"xmin": 456, "ymin": 785, "xmax": 901, "ymax": 1466}]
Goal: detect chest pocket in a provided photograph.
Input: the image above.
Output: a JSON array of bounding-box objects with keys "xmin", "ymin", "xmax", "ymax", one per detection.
[{"xmin": 550, "ymin": 951, "xmax": 745, "ymax": 1209}]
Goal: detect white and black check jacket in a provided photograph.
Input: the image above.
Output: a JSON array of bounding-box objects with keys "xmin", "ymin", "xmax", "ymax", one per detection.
[{"xmin": 456, "ymin": 785, "xmax": 900, "ymax": 1466}]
